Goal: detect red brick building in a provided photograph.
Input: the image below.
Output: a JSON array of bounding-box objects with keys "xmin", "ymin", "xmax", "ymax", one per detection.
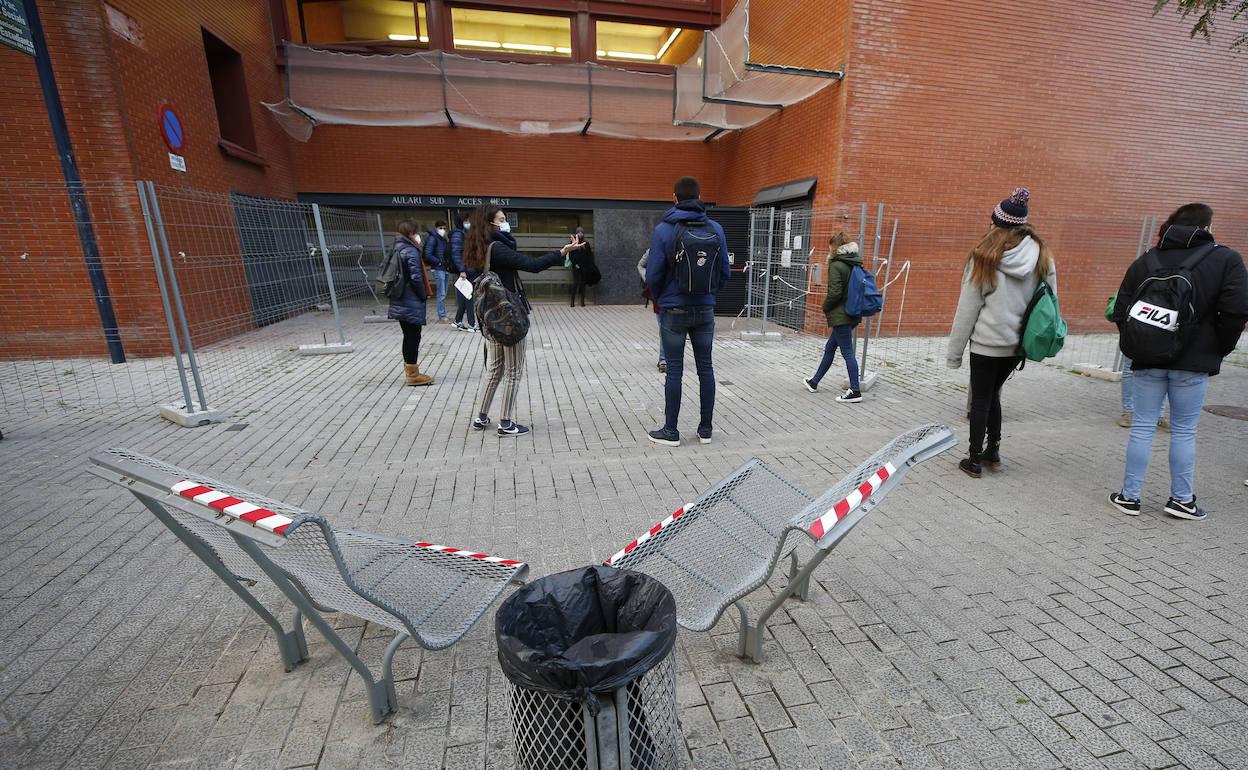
[{"xmin": 2, "ymin": 0, "xmax": 1245, "ymax": 357}]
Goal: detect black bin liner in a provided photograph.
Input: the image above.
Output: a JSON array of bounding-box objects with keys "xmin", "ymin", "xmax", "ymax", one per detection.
[{"xmin": 496, "ymin": 565, "xmax": 676, "ymax": 705}]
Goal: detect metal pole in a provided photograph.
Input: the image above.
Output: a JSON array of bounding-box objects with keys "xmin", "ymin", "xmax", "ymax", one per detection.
[
  {"xmin": 760, "ymin": 208, "xmax": 776, "ymax": 335},
  {"xmin": 1115, "ymin": 214, "xmax": 1153, "ymax": 373},
  {"xmin": 860, "ymin": 203, "xmax": 884, "ymax": 371},
  {"xmin": 374, "ymin": 213, "xmax": 388, "ymax": 309},
  {"xmin": 24, "ymin": 0, "xmax": 125, "ymax": 363},
  {"xmin": 147, "ymin": 182, "xmax": 210, "ymax": 409},
  {"xmin": 876, "ymin": 219, "xmax": 898, "ymax": 343},
  {"xmin": 136, "ymin": 182, "xmax": 194, "ymax": 409},
  {"xmin": 313, "ymin": 204, "xmax": 348, "ymax": 346},
  {"xmin": 746, "ymin": 210, "xmax": 756, "ymax": 325}
]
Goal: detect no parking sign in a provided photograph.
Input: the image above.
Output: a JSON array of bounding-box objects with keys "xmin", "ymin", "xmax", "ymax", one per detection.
[{"xmin": 158, "ymin": 104, "xmax": 186, "ymax": 172}]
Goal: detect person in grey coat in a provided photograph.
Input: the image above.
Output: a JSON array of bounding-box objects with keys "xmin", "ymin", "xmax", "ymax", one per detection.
[
  {"xmin": 388, "ymin": 220, "xmax": 440, "ymax": 386},
  {"xmin": 638, "ymin": 249, "xmax": 665, "ymax": 370}
]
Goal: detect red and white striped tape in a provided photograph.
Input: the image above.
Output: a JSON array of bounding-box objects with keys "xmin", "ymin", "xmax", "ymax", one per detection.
[
  {"xmin": 410, "ymin": 541, "xmax": 524, "ymax": 567},
  {"xmin": 807, "ymin": 463, "xmax": 895, "ymax": 540},
  {"xmin": 171, "ymin": 480, "xmax": 293, "ymax": 535},
  {"xmin": 605, "ymin": 503, "xmax": 694, "ymax": 566}
]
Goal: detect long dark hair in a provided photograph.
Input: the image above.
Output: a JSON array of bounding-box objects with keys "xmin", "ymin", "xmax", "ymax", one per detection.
[{"xmin": 464, "ymin": 204, "xmax": 502, "ymax": 272}]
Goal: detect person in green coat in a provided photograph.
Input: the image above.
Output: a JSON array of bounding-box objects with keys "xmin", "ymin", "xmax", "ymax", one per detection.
[{"xmin": 803, "ymin": 233, "xmax": 863, "ymax": 402}]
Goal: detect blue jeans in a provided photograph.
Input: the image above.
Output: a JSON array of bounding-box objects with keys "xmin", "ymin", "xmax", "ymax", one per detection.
[
  {"xmin": 660, "ymin": 306, "xmax": 715, "ymax": 434},
  {"xmin": 1120, "ymin": 356, "xmax": 1167, "ymax": 418},
  {"xmin": 433, "ymin": 270, "xmax": 449, "ymax": 319},
  {"xmin": 811, "ymin": 325, "xmax": 859, "ymax": 391},
  {"xmin": 656, "ymin": 314, "xmax": 666, "ymax": 364},
  {"xmin": 1121, "ymin": 369, "xmax": 1208, "ymax": 502}
]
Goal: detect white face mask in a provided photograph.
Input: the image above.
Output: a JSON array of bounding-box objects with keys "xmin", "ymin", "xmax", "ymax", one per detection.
[
  {"xmin": 462, "ymin": 222, "xmax": 470, "ymax": 230},
  {"xmin": 437, "ymin": 228, "xmax": 447, "ymax": 237},
  {"xmin": 496, "ymin": 220, "xmax": 511, "ymax": 233}
]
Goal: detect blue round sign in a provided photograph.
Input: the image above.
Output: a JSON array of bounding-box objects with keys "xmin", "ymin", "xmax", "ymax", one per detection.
[{"xmin": 158, "ymin": 105, "xmax": 185, "ymax": 153}]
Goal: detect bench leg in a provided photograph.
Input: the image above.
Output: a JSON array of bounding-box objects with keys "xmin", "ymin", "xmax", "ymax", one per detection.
[
  {"xmin": 137, "ymin": 495, "xmax": 309, "ymax": 672},
  {"xmin": 787, "ymin": 552, "xmax": 812, "ymax": 602},
  {"xmin": 233, "ymin": 537, "xmax": 400, "ymax": 724},
  {"xmin": 740, "ymin": 550, "xmax": 835, "ymax": 664}
]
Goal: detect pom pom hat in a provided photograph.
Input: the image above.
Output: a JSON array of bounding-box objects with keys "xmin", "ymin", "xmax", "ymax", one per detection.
[{"xmin": 992, "ymin": 187, "xmax": 1030, "ymax": 228}]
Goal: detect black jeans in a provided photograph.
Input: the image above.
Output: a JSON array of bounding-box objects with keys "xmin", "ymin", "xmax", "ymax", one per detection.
[
  {"xmin": 455, "ymin": 276, "xmax": 476, "ymax": 326},
  {"xmin": 968, "ymin": 353, "xmax": 1019, "ymax": 455},
  {"xmin": 398, "ymin": 320, "xmax": 422, "ymax": 364},
  {"xmin": 570, "ymin": 271, "xmax": 587, "ymax": 306}
]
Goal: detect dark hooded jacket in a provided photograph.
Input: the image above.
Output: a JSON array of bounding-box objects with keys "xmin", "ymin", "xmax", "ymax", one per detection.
[
  {"xmin": 1112, "ymin": 224, "xmax": 1248, "ymax": 375},
  {"xmin": 387, "ymin": 234, "xmax": 437, "ymax": 324},
  {"xmin": 645, "ymin": 199, "xmax": 731, "ymax": 310},
  {"xmin": 484, "ymin": 230, "xmax": 565, "ymax": 312}
]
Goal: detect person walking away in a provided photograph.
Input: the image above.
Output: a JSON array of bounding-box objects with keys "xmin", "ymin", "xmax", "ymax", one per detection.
[
  {"xmin": 463, "ymin": 204, "xmax": 584, "ymax": 436},
  {"xmin": 1108, "ymin": 203, "xmax": 1248, "ymax": 520},
  {"xmin": 424, "ymin": 220, "xmax": 451, "ymax": 322},
  {"xmin": 450, "ymin": 211, "xmax": 478, "ymax": 331},
  {"xmin": 569, "ymin": 227, "xmax": 600, "ymax": 307},
  {"xmin": 638, "ymin": 249, "xmax": 665, "ymax": 371},
  {"xmin": 947, "ymin": 188, "xmax": 1057, "ymax": 478},
  {"xmin": 803, "ymin": 233, "xmax": 865, "ymax": 402},
  {"xmin": 645, "ymin": 176, "xmax": 731, "ymax": 447},
  {"xmin": 388, "ymin": 220, "xmax": 439, "ymax": 385}
]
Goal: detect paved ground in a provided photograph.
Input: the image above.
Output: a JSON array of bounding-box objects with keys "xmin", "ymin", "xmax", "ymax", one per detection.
[{"xmin": 2, "ymin": 305, "xmax": 1247, "ymax": 770}]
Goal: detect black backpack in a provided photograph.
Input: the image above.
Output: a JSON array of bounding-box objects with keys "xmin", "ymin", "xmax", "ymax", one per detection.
[
  {"xmin": 1119, "ymin": 243, "xmax": 1218, "ymax": 367},
  {"xmin": 376, "ymin": 242, "xmax": 409, "ymax": 301},
  {"xmin": 666, "ymin": 221, "xmax": 723, "ymax": 295}
]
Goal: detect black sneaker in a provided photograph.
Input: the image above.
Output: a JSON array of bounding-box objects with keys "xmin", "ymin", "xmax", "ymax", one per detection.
[
  {"xmin": 697, "ymin": 427, "xmax": 712, "ymax": 445},
  {"xmin": 647, "ymin": 428, "xmax": 680, "ymax": 447},
  {"xmin": 1108, "ymin": 492, "xmax": 1141, "ymax": 516},
  {"xmin": 803, "ymin": 377, "xmax": 818, "ymax": 393},
  {"xmin": 498, "ymin": 421, "xmax": 530, "ymax": 437},
  {"xmin": 836, "ymin": 389, "xmax": 863, "ymax": 403},
  {"xmin": 958, "ymin": 457, "xmax": 982, "ymax": 478},
  {"xmin": 1163, "ymin": 497, "xmax": 1205, "ymax": 520},
  {"xmin": 472, "ymin": 416, "xmax": 491, "ymax": 430}
]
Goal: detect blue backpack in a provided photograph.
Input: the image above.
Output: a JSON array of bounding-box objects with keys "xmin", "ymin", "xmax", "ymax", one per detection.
[{"xmin": 845, "ymin": 264, "xmax": 883, "ymax": 318}]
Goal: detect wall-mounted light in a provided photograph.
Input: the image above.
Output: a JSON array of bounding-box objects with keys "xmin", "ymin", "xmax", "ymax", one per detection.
[
  {"xmin": 388, "ymin": 34, "xmax": 429, "ymax": 42},
  {"xmin": 656, "ymin": 28, "xmax": 682, "ymax": 60},
  {"xmin": 604, "ymin": 50, "xmax": 658, "ymax": 61},
  {"xmin": 502, "ymin": 42, "xmax": 557, "ymax": 53},
  {"xmin": 455, "ymin": 38, "xmax": 502, "ymax": 49}
]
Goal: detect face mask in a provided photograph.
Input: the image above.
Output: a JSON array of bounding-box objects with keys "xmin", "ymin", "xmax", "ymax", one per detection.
[
  {"xmin": 462, "ymin": 222, "xmax": 470, "ymax": 230},
  {"xmin": 497, "ymin": 220, "xmax": 511, "ymax": 233},
  {"xmin": 437, "ymin": 228, "xmax": 447, "ymax": 237}
]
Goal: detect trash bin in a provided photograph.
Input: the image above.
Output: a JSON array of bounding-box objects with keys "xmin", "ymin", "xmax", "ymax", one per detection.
[{"xmin": 496, "ymin": 565, "xmax": 681, "ymax": 770}]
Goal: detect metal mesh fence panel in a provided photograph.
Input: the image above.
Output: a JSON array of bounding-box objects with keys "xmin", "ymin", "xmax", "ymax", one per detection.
[
  {"xmin": 507, "ymin": 648, "xmax": 680, "ymax": 770},
  {"xmin": 0, "ymin": 179, "xmax": 191, "ymax": 418}
]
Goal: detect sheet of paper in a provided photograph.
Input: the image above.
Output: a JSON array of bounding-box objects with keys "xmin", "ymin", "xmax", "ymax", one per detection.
[{"xmin": 455, "ymin": 276, "xmax": 473, "ymax": 299}]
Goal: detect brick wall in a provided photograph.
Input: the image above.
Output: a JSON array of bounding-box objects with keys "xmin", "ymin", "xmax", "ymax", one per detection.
[
  {"xmin": 291, "ymin": 125, "xmax": 716, "ymax": 203},
  {"xmin": 0, "ymin": 0, "xmax": 300, "ymax": 360}
]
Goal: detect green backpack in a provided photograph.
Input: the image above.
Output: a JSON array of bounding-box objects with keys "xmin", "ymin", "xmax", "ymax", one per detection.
[{"xmin": 1018, "ymin": 280, "xmax": 1066, "ymax": 365}]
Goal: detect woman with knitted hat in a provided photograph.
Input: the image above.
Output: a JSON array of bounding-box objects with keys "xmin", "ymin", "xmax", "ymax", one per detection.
[{"xmin": 947, "ymin": 188, "xmax": 1058, "ymax": 477}]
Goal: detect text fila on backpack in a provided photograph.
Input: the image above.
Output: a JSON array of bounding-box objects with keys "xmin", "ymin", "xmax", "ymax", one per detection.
[{"xmin": 1129, "ymin": 301, "xmax": 1178, "ymax": 331}]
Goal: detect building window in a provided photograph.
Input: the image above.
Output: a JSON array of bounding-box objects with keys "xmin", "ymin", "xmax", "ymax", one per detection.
[
  {"xmin": 449, "ymin": 7, "xmax": 572, "ymax": 57},
  {"xmin": 202, "ymin": 29, "xmax": 258, "ymax": 153},
  {"xmin": 594, "ymin": 20, "xmax": 682, "ymax": 63},
  {"xmin": 291, "ymin": 0, "xmax": 428, "ymax": 46}
]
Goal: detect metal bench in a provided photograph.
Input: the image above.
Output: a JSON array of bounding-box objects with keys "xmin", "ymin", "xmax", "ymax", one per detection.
[
  {"xmin": 606, "ymin": 423, "xmax": 955, "ymax": 662},
  {"xmin": 88, "ymin": 448, "xmax": 529, "ymax": 723}
]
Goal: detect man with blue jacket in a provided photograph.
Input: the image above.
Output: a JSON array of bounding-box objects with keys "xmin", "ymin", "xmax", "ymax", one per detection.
[{"xmin": 645, "ymin": 176, "xmax": 731, "ymax": 447}]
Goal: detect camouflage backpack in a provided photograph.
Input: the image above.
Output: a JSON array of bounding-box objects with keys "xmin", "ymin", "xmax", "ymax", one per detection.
[{"xmin": 473, "ymin": 242, "xmax": 530, "ymax": 346}]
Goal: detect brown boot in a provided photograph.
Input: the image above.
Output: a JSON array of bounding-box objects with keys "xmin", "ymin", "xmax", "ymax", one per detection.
[{"xmin": 404, "ymin": 363, "xmax": 434, "ymax": 386}]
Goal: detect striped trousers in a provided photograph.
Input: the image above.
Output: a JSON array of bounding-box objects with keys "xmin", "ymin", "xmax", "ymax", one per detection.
[{"xmin": 477, "ymin": 337, "xmax": 527, "ymax": 422}]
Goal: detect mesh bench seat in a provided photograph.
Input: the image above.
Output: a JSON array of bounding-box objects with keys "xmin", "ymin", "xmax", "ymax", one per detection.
[
  {"xmin": 607, "ymin": 423, "xmax": 955, "ymax": 662},
  {"xmin": 88, "ymin": 448, "xmax": 528, "ymax": 723}
]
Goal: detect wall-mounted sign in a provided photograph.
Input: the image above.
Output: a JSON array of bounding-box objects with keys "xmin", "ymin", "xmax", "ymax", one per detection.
[
  {"xmin": 169, "ymin": 153, "xmax": 186, "ymax": 173},
  {"xmin": 158, "ymin": 105, "xmax": 185, "ymax": 153},
  {"xmin": 0, "ymin": 0, "xmax": 35, "ymax": 56}
]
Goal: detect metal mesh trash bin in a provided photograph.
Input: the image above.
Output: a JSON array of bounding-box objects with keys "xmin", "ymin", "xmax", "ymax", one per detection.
[{"xmin": 497, "ymin": 565, "xmax": 682, "ymax": 770}]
